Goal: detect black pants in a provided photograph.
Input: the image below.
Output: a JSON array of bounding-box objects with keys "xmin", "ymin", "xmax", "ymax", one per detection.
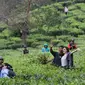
[
  {"xmin": 70, "ymin": 54, "xmax": 74, "ymax": 67},
  {"xmin": 65, "ymin": 12, "xmax": 67, "ymax": 15}
]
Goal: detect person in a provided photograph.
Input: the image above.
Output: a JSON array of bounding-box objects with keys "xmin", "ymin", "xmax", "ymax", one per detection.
[
  {"xmin": 68, "ymin": 39, "xmax": 77, "ymax": 67},
  {"xmin": 0, "ymin": 56, "xmax": 4, "ymax": 74},
  {"xmin": 61, "ymin": 47, "xmax": 71, "ymax": 69},
  {"xmin": 61, "ymin": 47, "xmax": 79, "ymax": 69},
  {"xmin": 42, "ymin": 44, "xmax": 50, "ymax": 52},
  {"xmin": 50, "ymin": 45, "xmax": 64, "ymax": 66},
  {"xmin": 23, "ymin": 47, "xmax": 29, "ymax": 54},
  {"xmin": 0, "ymin": 63, "xmax": 16, "ymax": 78},
  {"xmin": 64, "ymin": 6, "xmax": 68, "ymax": 15},
  {"xmin": 68, "ymin": 39, "xmax": 77, "ymax": 50}
]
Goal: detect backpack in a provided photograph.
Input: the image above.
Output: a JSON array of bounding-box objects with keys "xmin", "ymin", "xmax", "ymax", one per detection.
[{"xmin": 4, "ymin": 63, "xmax": 16, "ymax": 78}]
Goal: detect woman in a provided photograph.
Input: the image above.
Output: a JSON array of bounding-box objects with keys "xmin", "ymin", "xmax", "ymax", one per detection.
[
  {"xmin": 61, "ymin": 47, "xmax": 70, "ymax": 68},
  {"xmin": 61, "ymin": 47, "xmax": 79, "ymax": 69}
]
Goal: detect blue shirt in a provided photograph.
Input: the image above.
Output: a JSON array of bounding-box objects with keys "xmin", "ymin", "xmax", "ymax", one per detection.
[{"xmin": 42, "ymin": 47, "xmax": 50, "ymax": 52}]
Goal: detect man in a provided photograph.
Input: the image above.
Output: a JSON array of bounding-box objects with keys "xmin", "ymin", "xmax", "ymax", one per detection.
[
  {"xmin": 0, "ymin": 56, "xmax": 4, "ymax": 77},
  {"xmin": 42, "ymin": 44, "xmax": 50, "ymax": 52},
  {"xmin": 50, "ymin": 46, "xmax": 64, "ymax": 66},
  {"xmin": 0, "ymin": 56, "xmax": 4, "ymax": 72}
]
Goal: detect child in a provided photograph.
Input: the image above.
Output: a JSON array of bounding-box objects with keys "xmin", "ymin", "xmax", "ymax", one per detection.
[{"xmin": 42, "ymin": 44, "xmax": 50, "ymax": 52}]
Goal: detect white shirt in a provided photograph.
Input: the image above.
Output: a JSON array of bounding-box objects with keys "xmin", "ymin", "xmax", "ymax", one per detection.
[
  {"xmin": 64, "ymin": 7, "xmax": 68, "ymax": 12},
  {"xmin": 0, "ymin": 68, "xmax": 9, "ymax": 78},
  {"xmin": 61, "ymin": 53, "xmax": 68, "ymax": 67}
]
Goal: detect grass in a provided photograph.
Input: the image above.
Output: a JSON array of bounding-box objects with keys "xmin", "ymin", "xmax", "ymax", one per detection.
[
  {"xmin": 0, "ymin": 38, "xmax": 85, "ymax": 85},
  {"xmin": 0, "ymin": 1, "xmax": 85, "ymax": 85}
]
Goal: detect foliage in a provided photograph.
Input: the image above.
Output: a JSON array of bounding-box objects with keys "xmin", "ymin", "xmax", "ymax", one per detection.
[
  {"xmin": 51, "ymin": 39, "xmax": 62, "ymax": 46},
  {"xmin": 0, "ymin": 41, "xmax": 85, "ymax": 85},
  {"xmin": 38, "ymin": 53, "xmax": 50, "ymax": 64}
]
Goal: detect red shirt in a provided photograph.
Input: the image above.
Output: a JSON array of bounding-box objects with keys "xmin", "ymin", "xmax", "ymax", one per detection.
[{"xmin": 68, "ymin": 43, "xmax": 77, "ymax": 50}]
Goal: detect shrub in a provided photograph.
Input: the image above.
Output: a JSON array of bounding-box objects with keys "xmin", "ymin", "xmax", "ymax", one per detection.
[
  {"xmin": 51, "ymin": 39, "xmax": 62, "ymax": 46},
  {"xmin": 38, "ymin": 53, "xmax": 50, "ymax": 64},
  {"xmin": 0, "ymin": 33, "xmax": 6, "ymax": 39},
  {"xmin": 2, "ymin": 29, "xmax": 11, "ymax": 39},
  {"xmin": 9, "ymin": 37, "xmax": 21, "ymax": 43},
  {"xmin": 56, "ymin": 35, "xmax": 73, "ymax": 42},
  {"xmin": 74, "ymin": 15, "xmax": 85, "ymax": 22},
  {"xmin": 0, "ymin": 22, "xmax": 8, "ymax": 32},
  {"xmin": 31, "ymin": 42, "xmax": 41, "ymax": 48},
  {"xmin": 36, "ymin": 36, "xmax": 53, "ymax": 42},
  {"xmin": 68, "ymin": 28, "xmax": 84, "ymax": 37},
  {"xmin": 9, "ymin": 29, "xmax": 21, "ymax": 37},
  {"xmin": 8, "ymin": 43, "xmax": 22, "ymax": 49},
  {"xmin": 79, "ymin": 23, "xmax": 85, "ymax": 32},
  {"xmin": 70, "ymin": 22, "xmax": 80, "ymax": 28},
  {"xmin": 27, "ymin": 39, "xmax": 35, "ymax": 47}
]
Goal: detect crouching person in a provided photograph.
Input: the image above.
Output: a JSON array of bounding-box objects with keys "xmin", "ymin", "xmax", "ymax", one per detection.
[{"xmin": 1, "ymin": 63, "xmax": 16, "ymax": 78}]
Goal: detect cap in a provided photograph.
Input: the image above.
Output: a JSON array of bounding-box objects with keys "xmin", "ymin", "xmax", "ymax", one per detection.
[
  {"xmin": 0, "ymin": 56, "xmax": 4, "ymax": 60},
  {"xmin": 44, "ymin": 44, "xmax": 48, "ymax": 46}
]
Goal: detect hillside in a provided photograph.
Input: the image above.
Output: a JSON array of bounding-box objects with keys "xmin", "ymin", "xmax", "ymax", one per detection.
[
  {"xmin": 0, "ymin": 1, "xmax": 85, "ymax": 49},
  {"xmin": 0, "ymin": 1, "xmax": 85, "ymax": 85}
]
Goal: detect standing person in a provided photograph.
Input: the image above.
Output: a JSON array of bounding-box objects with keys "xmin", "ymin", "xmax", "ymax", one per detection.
[
  {"xmin": 42, "ymin": 44, "xmax": 50, "ymax": 52},
  {"xmin": 64, "ymin": 6, "xmax": 68, "ymax": 15},
  {"xmin": 0, "ymin": 56, "xmax": 4, "ymax": 77},
  {"xmin": 68, "ymin": 39, "xmax": 77, "ymax": 50},
  {"xmin": 50, "ymin": 45, "xmax": 64, "ymax": 66},
  {"xmin": 68, "ymin": 39, "xmax": 77, "ymax": 67},
  {"xmin": 61, "ymin": 47, "xmax": 79, "ymax": 69}
]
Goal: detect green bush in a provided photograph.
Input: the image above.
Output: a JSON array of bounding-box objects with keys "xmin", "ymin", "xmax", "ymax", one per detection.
[
  {"xmin": 9, "ymin": 29, "xmax": 21, "ymax": 37},
  {"xmin": 0, "ymin": 22, "xmax": 8, "ymax": 32},
  {"xmin": 74, "ymin": 15, "xmax": 85, "ymax": 22},
  {"xmin": 70, "ymin": 22, "xmax": 80, "ymax": 28},
  {"xmin": 36, "ymin": 36, "xmax": 53, "ymax": 42},
  {"xmin": 2, "ymin": 29, "xmax": 11, "ymax": 39},
  {"xmin": 9, "ymin": 43, "xmax": 22, "ymax": 49},
  {"xmin": 65, "ymin": 17, "xmax": 77, "ymax": 26},
  {"xmin": 56, "ymin": 35, "xmax": 73, "ymax": 42},
  {"xmin": 51, "ymin": 39, "xmax": 62, "ymax": 46},
  {"xmin": 68, "ymin": 28, "xmax": 84, "ymax": 36},
  {"xmin": 75, "ymin": 0, "xmax": 85, "ymax": 3},
  {"xmin": 0, "ymin": 33, "xmax": 6, "ymax": 39},
  {"xmin": 31, "ymin": 4, "xmax": 61, "ymax": 28},
  {"xmin": 31, "ymin": 42, "xmax": 41, "ymax": 48},
  {"xmin": 27, "ymin": 39, "xmax": 35, "ymax": 47},
  {"xmin": 76, "ymin": 3, "xmax": 85, "ymax": 11},
  {"xmin": 79, "ymin": 23, "xmax": 85, "ymax": 32},
  {"xmin": 9, "ymin": 37, "xmax": 21, "ymax": 43},
  {"xmin": 38, "ymin": 53, "xmax": 50, "ymax": 64}
]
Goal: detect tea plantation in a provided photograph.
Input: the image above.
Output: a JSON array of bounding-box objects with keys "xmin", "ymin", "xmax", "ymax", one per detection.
[{"xmin": 0, "ymin": 1, "xmax": 85, "ymax": 85}]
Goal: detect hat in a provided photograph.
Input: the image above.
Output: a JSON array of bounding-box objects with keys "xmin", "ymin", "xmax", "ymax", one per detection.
[
  {"xmin": 44, "ymin": 44, "xmax": 48, "ymax": 46},
  {"xmin": 0, "ymin": 56, "xmax": 4, "ymax": 60}
]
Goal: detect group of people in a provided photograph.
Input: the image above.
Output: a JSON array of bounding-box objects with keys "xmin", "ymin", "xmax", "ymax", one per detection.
[
  {"xmin": 0, "ymin": 57, "xmax": 15, "ymax": 78},
  {"xmin": 42, "ymin": 39, "xmax": 79, "ymax": 69}
]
